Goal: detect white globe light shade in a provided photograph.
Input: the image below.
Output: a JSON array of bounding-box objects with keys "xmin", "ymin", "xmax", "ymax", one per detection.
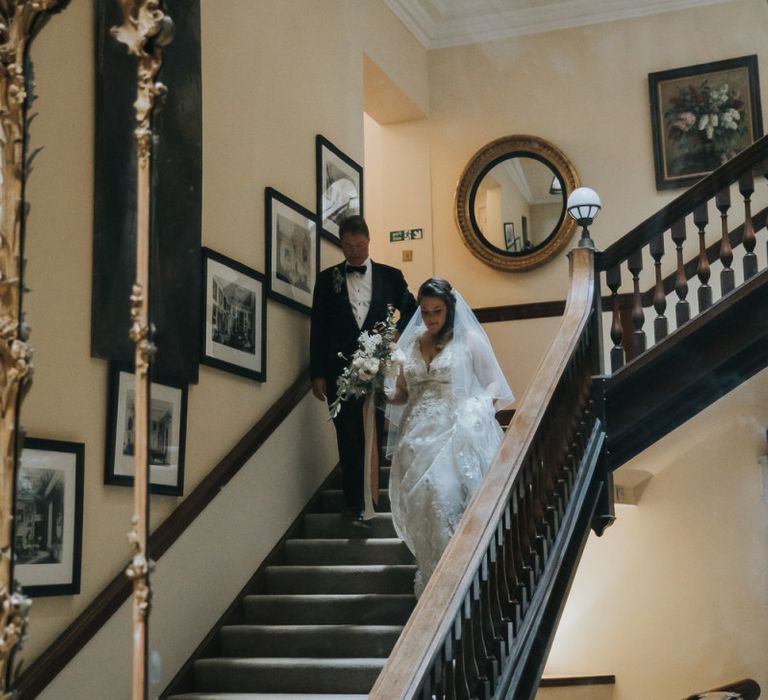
[{"xmin": 567, "ymin": 187, "xmax": 602, "ymax": 223}]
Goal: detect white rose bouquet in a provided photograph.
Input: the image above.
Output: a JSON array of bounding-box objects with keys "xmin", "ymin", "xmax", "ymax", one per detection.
[{"xmin": 329, "ymin": 305, "xmax": 403, "ymax": 418}]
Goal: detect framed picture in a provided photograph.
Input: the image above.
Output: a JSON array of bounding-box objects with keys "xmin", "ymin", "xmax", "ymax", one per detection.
[
  {"xmin": 649, "ymin": 55, "xmax": 763, "ymax": 190},
  {"xmin": 16, "ymin": 438, "xmax": 84, "ymax": 597},
  {"xmin": 201, "ymin": 248, "xmax": 267, "ymax": 382},
  {"xmin": 316, "ymin": 134, "xmax": 364, "ymax": 245},
  {"xmin": 503, "ymin": 222, "xmax": 518, "ymax": 251},
  {"xmin": 265, "ymin": 187, "xmax": 319, "ymax": 314},
  {"xmin": 105, "ymin": 367, "xmax": 188, "ymax": 496}
]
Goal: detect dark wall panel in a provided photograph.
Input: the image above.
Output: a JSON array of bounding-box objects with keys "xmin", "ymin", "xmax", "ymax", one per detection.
[{"xmin": 92, "ymin": 0, "xmax": 201, "ymax": 384}]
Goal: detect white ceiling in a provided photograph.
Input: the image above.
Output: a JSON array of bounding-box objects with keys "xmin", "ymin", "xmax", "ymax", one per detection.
[{"xmin": 383, "ymin": 0, "xmax": 734, "ymax": 49}]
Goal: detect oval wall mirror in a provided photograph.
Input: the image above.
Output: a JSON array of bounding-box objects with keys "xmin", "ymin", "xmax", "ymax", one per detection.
[{"xmin": 455, "ymin": 135, "xmax": 580, "ymax": 271}]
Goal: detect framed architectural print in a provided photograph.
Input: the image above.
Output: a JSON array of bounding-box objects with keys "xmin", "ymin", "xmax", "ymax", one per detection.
[
  {"xmin": 105, "ymin": 367, "xmax": 188, "ymax": 496},
  {"xmin": 265, "ymin": 187, "xmax": 318, "ymax": 314},
  {"xmin": 649, "ymin": 55, "xmax": 762, "ymax": 190},
  {"xmin": 201, "ymin": 248, "xmax": 267, "ymax": 382},
  {"xmin": 316, "ymin": 134, "xmax": 363, "ymax": 244},
  {"xmin": 16, "ymin": 438, "xmax": 84, "ymax": 597}
]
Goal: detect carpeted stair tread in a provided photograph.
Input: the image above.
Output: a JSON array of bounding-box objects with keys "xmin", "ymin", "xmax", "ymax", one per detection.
[
  {"xmin": 169, "ymin": 694, "xmax": 368, "ymax": 700},
  {"xmin": 193, "ymin": 657, "xmax": 386, "ymax": 694},
  {"xmin": 303, "ymin": 513, "xmax": 396, "ymax": 538},
  {"xmin": 320, "ymin": 489, "xmax": 391, "ymax": 512},
  {"xmin": 220, "ymin": 624, "xmax": 403, "ymax": 657},
  {"xmin": 284, "ymin": 538, "xmax": 412, "ymax": 565},
  {"xmin": 242, "ymin": 593, "xmax": 415, "ymax": 625},
  {"xmin": 264, "ymin": 564, "xmax": 416, "ymax": 594}
]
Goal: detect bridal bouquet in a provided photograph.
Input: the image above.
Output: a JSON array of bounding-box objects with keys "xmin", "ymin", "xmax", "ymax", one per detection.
[{"xmin": 329, "ymin": 305, "xmax": 404, "ymax": 418}]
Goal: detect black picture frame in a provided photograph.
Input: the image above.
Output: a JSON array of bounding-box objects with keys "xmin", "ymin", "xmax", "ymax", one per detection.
[
  {"xmin": 105, "ymin": 367, "xmax": 188, "ymax": 496},
  {"xmin": 316, "ymin": 135, "xmax": 364, "ymax": 245},
  {"xmin": 201, "ymin": 248, "xmax": 267, "ymax": 382},
  {"xmin": 503, "ymin": 222, "xmax": 518, "ymax": 251},
  {"xmin": 16, "ymin": 438, "xmax": 84, "ymax": 597},
  {"xmin": 649, "ymin": 55, "xmax": 763, "ymax": 190},
  {"xmin": 265, "ymin": 187, "xmax": 319, "ymax": 315},
  {"xmin": 92, "ymin": 0, "xmax": 202, "ymax": 384}
]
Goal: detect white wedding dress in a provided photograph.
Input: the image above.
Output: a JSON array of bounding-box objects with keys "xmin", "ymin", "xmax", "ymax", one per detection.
[{"xmin": 389, "ymin": 335, "xmax": 505, "ymax": 597}]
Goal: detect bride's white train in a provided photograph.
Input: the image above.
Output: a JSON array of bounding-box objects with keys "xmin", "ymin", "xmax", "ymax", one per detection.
[{"xmin": 386, "ymin": 279, "xmax": 513, "ymax": 596}]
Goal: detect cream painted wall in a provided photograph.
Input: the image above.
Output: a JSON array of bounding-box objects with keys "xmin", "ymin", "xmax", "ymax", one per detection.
[
  {"xmin": 365, "ymin": 115, "xmax": 435, "ymax": 291},
  {"xmin": 545, "ymin": 368, "xmax": 768, "ymax": 698},
  {"xmin": 426, "ymin": 0, "xmax": 768, "ymax": 308},
  {"xmin": 20, "ymin": 0, "xmax": 428, "ymax": 686}
]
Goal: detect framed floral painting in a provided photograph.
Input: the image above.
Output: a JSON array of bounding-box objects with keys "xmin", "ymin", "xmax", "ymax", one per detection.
[{"xmin": 649, "ymin": 55, "xmax": 762, "ymax": 190}]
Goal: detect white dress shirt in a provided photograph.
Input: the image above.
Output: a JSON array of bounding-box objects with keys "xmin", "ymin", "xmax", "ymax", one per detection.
[{"xmin": 346, "ymin": 257, "xmax": 372, "ymax": 328}]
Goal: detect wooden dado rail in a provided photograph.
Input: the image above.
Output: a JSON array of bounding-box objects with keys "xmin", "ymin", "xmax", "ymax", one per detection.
[
  {"xmin": 14, "ymin": 372, "xmax": 312, "ymax": 699},
  {"xmin": 601, "ymin": 134, "xmax": 768, "ymax": 371},
  {"xmin": 370, "ymin": 248, "xmax": 612, "ymax": 700}
]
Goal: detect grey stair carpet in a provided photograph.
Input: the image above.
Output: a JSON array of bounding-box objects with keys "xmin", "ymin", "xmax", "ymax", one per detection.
[{"xmin": 168, "ymin": 465, "xmax": 415, "ymax": 699}]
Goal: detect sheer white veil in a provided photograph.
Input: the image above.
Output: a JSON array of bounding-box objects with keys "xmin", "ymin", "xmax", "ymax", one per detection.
[{"xmin": 384, "ymin": 286, "xmax": 514, "ymax": 457}]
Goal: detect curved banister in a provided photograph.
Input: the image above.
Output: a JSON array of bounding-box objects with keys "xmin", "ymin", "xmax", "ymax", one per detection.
[
  {"xmin": 602, "ymin": 134, "xmax": 768, "ymax": 269},
  {"xmin": 369, "ymin": 247, "xmax": 598, "ymax": 699}
]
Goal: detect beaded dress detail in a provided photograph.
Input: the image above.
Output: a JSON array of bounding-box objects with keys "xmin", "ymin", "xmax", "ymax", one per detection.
[{"xmin": 389, "ymin": 336, "xmax": 504, "ymax": 597}]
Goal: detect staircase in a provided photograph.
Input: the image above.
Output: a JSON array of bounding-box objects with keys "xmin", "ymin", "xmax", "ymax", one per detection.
[
  {"xmin": 165, "ymin": 137, "xmax": 768, "ymax": 700},
  {"xmin": 165, "ymin": 466, "xmax": 418, "ymax": 699}
]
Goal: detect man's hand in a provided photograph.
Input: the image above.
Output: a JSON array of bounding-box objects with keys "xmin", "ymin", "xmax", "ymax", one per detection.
[{"xmin": 311, "ymin": 378, "xmax": 327, "ymax": 401}]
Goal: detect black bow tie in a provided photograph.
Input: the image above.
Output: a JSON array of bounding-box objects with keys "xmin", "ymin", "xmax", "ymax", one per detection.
[{"xmin": 346, "ymin": 264, "xmax": 367, "ymax": 275}]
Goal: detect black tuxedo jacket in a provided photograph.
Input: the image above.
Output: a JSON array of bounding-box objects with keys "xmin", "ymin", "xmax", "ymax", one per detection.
[{"xmin": 310, "ymin": 261, "xmax": 416, "ymax": 386}]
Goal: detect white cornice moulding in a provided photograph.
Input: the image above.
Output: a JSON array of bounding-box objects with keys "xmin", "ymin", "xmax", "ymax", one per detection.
[{"xmin": 385, "ymin": 0, "xmax": 734, "ymax": 49}]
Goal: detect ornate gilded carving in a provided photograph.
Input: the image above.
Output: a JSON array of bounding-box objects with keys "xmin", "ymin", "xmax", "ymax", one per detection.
[
  {"xmin": 0, "ymin": 2, "xmax": 68, "ymax": 696},
  {"xmin": 455, "ymin": 135, "xmax": 580, "ymax": 272},
  {"xmin": 111, "ymin": 2, "xmax": 173, "ymax": 698}
]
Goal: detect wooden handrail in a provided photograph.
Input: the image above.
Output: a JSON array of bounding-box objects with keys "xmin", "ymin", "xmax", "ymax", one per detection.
[
  {"xmin": 602, "ymin": 134, "xmax": 768, "ymax": 269},
  {"xmin": 684, "ymin": 678, "xmax": 761, "ymax": 700},
  {"xmin": 369, "ymin": 247, "xmax": 598, "ymax": 699},
  {"xmin": 14, "ymin": 370, "xmax": 312, "ymax": 700}
]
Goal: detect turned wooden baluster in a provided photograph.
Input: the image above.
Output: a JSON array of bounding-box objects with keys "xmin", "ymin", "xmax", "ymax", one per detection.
[
  {"xmin": 649, "ymin": 233, "xmax": 668, "ymax": 343},
  {"xmin": 670, "ymin": 219, "xmax": 690, "ymax": 327},
  {"xmin": 739, "ymin": 172, "xmax": 758, "ymax": 279},
  {"xmin": 605, "ymin": 265, "xmax": 624, "ymax": 371},
  {"xmin": 693, "ymin": 202, "xmax": 712, "ymax": 312},
  {"xmin": 716, "ymin": 186, "xmax": 735, "ymax": 295},
  {"xmin": 627, "ymin": 250, "xmax": 646, "ymax": 358}
]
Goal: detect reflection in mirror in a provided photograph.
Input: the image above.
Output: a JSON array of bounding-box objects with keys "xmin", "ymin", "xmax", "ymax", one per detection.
[
  {"xmin": 455, "ymin": 135, "xmax": 579, "ymax": 271},
  {"xmin": 472, "ymin": 156, "xmax": 564, "ymax": 253}
]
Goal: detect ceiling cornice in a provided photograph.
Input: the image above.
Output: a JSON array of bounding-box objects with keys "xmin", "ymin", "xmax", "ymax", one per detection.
[{"xmin": 384, "ymin": 0, "xmax": 734, "ymax": 49}]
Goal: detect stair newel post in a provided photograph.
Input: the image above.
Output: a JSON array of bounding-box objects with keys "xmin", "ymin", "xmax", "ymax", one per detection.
[
  {"xmin": 739, "ymin": 171, "xmax": 758, "ymax": 279},
  {"xmin": 111, "ymin": 4, "xmax": 174, "ymax": 699},
  {"xmin": 627, "ymin": 250, "xmax": 646, "ymax": 359},
  {"xmin": 649, "ymin": 233, "xmax": 668, "ymax": 342},
  {"xmin": 605, "ymin": 265, "xmax": 624, "ymax": 371},
  {"xmin": 715, "ymin": 186, "xmax": 734, "ymax": 295},
  {"xmin": 693, "ymin": 201, "xmax": 712, "ymax": 312},
  {"xmin": 669, "ymin": 219, "xmax": 690, "ymax": 327}
]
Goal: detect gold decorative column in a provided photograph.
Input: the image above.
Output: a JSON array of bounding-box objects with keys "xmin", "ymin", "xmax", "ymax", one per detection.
[
  {"xmin": 0, "ymin": 2, "xmax": 68, "ymax": 697},
  {"xmin": 111, "ymin": 2, "xmax": 173, "ymax": 698}
]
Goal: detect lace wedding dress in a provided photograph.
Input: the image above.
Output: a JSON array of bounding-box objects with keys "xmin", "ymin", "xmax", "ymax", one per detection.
[{"xmin": 389, "ymin": 336, "xmax": 504, "ymax": 597}]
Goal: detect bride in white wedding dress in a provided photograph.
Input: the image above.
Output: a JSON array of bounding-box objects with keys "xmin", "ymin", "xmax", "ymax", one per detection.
[{"xmin": 385, "ymin": 278, "xmax": 514, "ymax": 596}]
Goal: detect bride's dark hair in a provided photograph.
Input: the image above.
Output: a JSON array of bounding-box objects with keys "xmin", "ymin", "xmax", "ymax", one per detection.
[{"xmin": 418, "ymin": 277, "xmax": 456, "ymax": 342}]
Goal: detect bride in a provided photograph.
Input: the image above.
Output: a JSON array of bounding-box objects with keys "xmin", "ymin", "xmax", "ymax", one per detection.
[{"xmin": 385, "ymin": 278, "xmax": 514, "ymax": 596}]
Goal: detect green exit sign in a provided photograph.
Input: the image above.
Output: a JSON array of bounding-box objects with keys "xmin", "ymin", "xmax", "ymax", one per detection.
[{"xmin": 389, "ymin": 228, "xmax": 424, "ymax": 242}]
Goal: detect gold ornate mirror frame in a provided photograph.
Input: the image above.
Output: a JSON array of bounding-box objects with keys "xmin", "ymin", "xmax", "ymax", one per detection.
[{"xmin": 455, "ymin": 134, "xmax": 580, "ymax": 272}]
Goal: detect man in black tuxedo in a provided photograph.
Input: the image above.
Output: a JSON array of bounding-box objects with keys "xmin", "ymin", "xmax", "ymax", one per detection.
[{"xmin": 310, "ymin": 215, "xmax": 416, "ymax": 521}]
